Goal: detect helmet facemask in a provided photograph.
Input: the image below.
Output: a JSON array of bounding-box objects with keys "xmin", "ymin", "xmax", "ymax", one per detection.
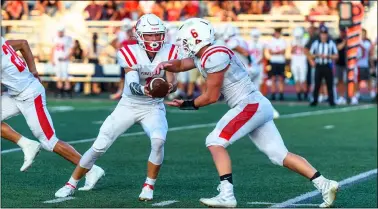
[
  {"xmin": 136, "ymin": 31, "xmax": 166, "ymax": 53},
  {"xmin": 176, "ymin": 38, "xmax": 195, "ymax": 59}
]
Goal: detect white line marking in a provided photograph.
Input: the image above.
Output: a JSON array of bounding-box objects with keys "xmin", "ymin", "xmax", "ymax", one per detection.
[
  {"xmin": 43, "ymin": 197, "xmax": 75, "ymax": 203},
  {"xmin": 1, "ymin": 105, "xmax": 374, "ymax": 155},
  {"xmin": 151, "ymin": 200, "xmax": 179, "ymax": 206},
  {"xmin": 247, "ymin": 201, "xmax": 319, "ymax": 206},
  {"xmin": 323, "ymin": 125, "xmax": 335, "ymax": 129},
  {"xmin": 270, "ymin": 168, "xmax": 378, "ymax": 208}
]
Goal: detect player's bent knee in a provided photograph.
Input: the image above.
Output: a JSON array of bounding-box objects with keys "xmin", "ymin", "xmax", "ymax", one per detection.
[
  {"xmin": 92, "ymin": 133, "xmax": 113, "ymax": 154},
  {"xmin": 266, "ymin": 147, "xmax": 288, "ymax": 166},
  {"xmin": 205, "ymin": 132, "xmax": 229, "ymax": 148},
  {"xmin": 79, "ymin": 148, "xmax": 102, "ymax": 169},
  {"xmin": 148, "ymin": 138, "xmax": 165, "ymax": 165},
  {"xmin": 40, "ymin": 136, "xmax": 59, "ymax": 152}
]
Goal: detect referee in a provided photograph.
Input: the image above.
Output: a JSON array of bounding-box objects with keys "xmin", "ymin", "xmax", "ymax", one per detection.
[{"xmin": 309, "ymin": 25, "xmax": 338, "ymax": 106}]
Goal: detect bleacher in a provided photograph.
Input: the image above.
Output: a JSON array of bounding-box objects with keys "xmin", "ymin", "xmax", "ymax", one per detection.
[{"xmin": 2, "ymin": 14, "xmax": 339, "ymax": 94}]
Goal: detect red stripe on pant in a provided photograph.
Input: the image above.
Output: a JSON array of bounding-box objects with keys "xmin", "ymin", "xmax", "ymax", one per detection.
[
  {"xmin": 219, "ymin": 103, "xmax": 259, "ymax": 141},
  {"xmin": 34, "ymin": 95, "xmax": 54, "ymax": 140}
]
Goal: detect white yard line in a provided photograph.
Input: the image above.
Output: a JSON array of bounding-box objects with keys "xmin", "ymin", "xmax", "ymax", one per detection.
[
  {"xmin": 2, "ymin": 104, "xmax": 374, "ymax": 155},
  {"xmin": 270, "ymin": 168, "xmax": 378, "ymax": 208},
  {"xmin": 43, "ymin": 197, "xmax": 75, "ymax": 204},
  {"xmin": 151, "ymin": 200, "xmax": 179, "ymax": 206},
  {"xmin": 247, "ymin": 201, "xmax": 319, "ymax": 207}
]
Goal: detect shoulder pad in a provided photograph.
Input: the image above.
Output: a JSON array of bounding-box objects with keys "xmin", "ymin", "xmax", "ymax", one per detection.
[
  {"xmin": 201, "ymin": 46, "xmax": 233, "ymax": 73},
  {"xmin": 117, "ymin": 44, "xmax": 138, "ymax": 68}
]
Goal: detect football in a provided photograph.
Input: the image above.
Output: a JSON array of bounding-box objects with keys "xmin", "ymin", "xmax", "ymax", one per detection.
[{"xmin": 148, "ymin": 78, "xmax": 170, "ymax": 98}]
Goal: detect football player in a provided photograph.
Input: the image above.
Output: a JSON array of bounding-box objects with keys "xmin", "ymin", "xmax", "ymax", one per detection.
[
  {"xmin": 155, "ymin": 18, "xmax": 338, "ymax": 208},
  {"xmin": 50, "ymin": 25, "xmax": 73, "ymax": 98},
  {"xmin": 55, "ymin": 14, "xmax": 177, "ymax": 201},
  {"xmin": 291, "ymin": 27, "xmax": 309, "ymax": 101},
  {"xmin": 1, "ymin": 37, "xmax": 104, "ymax": 184}
]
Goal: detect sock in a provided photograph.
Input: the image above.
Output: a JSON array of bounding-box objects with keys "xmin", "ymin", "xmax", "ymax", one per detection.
[
  {"xmin": 66, "ymin": 176, "xmax": 79, "ymax": 189},
  {"xmin": 310, "ymin": 171, "xmax": 322, "ymax": 181},
  {"xmin": 17, "ymin": 136, "xmax": 32, "ymax": 149},
  {"xmin": 220, "ymin": 173, "xmax": 233, "ymax": 184},
  {"xmin": 144, "ymin": 177, "xmax": 156, "ymax": 189}
]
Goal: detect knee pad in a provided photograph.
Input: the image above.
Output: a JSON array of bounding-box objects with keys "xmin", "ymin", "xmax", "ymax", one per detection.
[
  {"xmin": 148, "ymin": 138, "xmax": 165, "ymax": 165},
  {"xmin": 92, "ymin": 132, "xmax": 114, "ymax": 154},
  {"xmin": 79, "ymin": 147, "xmax": 103, "ymax": 169},
  {"xmin": 40, "ymin": 135, "xmax": 59, "ymax": 152},
  {"xmin": 265, "ymin": 146, "xmax": 288, "ymax": 166},
  {"xmin": 205, "ymin": 131, "xmax": 229, "ymax": 148}
]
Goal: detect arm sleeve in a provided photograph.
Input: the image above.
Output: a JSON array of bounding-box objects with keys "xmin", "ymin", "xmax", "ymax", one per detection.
[{"xmin": 126, "ymin": 70, "xmax": 145, "ymax": 96}]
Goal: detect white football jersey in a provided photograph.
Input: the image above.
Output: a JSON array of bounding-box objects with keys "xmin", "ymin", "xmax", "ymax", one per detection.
[
  {"xmin": 226, "ymin": 36, "xmax": 249, "ymax": 66},
  {"xmin": 291, "ymin": 37, "xmax": 308, "ymax": 62},
  {"xmin": 267, "ymin": 37, "xmax": 287, "ymax": 63},
  {"xmin": 117, "ymin": 43, "xmax": 178, "ymax": 104},
  {"xmin": 52, "ymin": 35, "xmax": 73, "ymax": 61},
  {"xmin": 193, "ymin": 45, "xmax": 257, "ymax": 108},
  {"xmin": 1, "ymin": 37, "xmax": 36, "ymax": 96},
  {"xmin": 248, "ymin": 41, "xmax": 265, "ymax": 65}
]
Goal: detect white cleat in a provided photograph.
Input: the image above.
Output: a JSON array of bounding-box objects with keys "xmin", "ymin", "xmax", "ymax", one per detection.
[
  {"xmin": 350, "ymin": 97, "xmax": 359, "ymax": 105},
  {"xmin": 139, "ymin": 184, "xmax": 154, "ymax": 201},
  {"xmin": 78, "ymin": 165, "xmax": 105, "ymax": 191},
  {"xmin": 55, "ymin": 183, "xmax": 76, "ymax": 198},
  {"xmin": 20, "ymin": 141, "xmax": 41, "ymax": 172},
  {"xmin": 199, "ymin": 181, "xmax": 237, "ymax": 208},
  {"xmin": 336, "ymin": 97, "xmax": 347, "ymax": 105},
  {"xmin": 313, "ymin": 177, "xmax": 339, "ymax": 208}
]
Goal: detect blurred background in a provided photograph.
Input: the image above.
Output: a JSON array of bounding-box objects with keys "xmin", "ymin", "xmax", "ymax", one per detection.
[{"xmin": 1, "ymin": 0, "xmax": 377, "ymax": 103}]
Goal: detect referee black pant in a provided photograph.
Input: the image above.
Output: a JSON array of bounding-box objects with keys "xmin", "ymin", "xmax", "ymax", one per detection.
[{"xmin": 313, "ymin": 64, "xmax": 335, "ymax": 104}]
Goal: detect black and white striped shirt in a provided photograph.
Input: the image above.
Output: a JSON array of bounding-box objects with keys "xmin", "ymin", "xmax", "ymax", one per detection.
[{"xmin": 310, "ymin": 39, "xmax": 338, "ymax": 65}]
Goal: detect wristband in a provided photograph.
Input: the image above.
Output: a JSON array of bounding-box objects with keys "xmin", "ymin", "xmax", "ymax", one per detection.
[{"xmin": 179, "ymin": 100, "xmax": 199, "ymax": 110}]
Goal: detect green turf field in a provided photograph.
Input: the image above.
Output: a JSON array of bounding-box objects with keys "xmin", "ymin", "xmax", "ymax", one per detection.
[{"xmin": 1, "ymin": 99, "xmax": 377, "ymax": 208}]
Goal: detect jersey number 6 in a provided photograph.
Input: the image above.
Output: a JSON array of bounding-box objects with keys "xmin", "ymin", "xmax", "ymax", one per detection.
[{"xmin": 2, "ymin": 42, "xmax": 27, "ymax": 72}]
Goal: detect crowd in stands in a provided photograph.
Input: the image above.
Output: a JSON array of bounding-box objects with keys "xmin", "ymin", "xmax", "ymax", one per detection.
[{"xmin": 3, "ymin": 0, "xmax": 360, "ymax": 22}]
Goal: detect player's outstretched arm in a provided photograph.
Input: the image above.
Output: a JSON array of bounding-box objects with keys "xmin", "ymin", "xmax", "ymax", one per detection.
[
  {"xmin": 165, "ymin": 71, "xmax": 178, "ymax": 94},
  {"xmin": 155, "ymin": 58, "xmax": 196, "ymax": 74},
  {"xmin": 167, "ymin": 65, "xmax": 227, "ymax": 109},
  {"xmin": 7, "ymin": 40, "xmax": 39, "ymax": 77},
  {"xmin": 193, "ymin": 67, "xmax": 225, "ymax": 107}
]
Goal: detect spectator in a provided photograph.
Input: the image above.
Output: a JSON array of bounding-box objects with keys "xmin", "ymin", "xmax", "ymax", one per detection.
[
  {"xmin": 369, "ymin": 37, "xmax": 377, "ymax": 102},
  {"xmin": 86, "ymin": 33, "xmax": 105, "ymax": 94},
  {"xmin": 328, "ymin": 0, "xmax": 338, "ymax": 15},
  {"xmin": 280, "ymin": 0, "xmax": 300, "ymax": 15},
  {"xmin": 123, "ymin": 0, "xmax": 140, "ymax": 20},
  {"xmin": 335, "ymin": 27, "xmax": 348, "ymax": 105},
  {"xmin": 35, "ymin": 0, "xmax": 63, "ymax": 17},
  {"xmin": 181, "ymin": 1, "xmax": 199, "ymax": 19},
  {"xmin": 266, "ymin": 28, "xmax": 287, "ymax": 101},
  {"xmin": 72, "ymin": 40, "xmax": 84, "ymax": 63},
  {"xmin": 309, "ymin": 0, "xmax": 330, "ymax": 16},
  {"xmin": 270, "ymin": 0, "xmax": 282, "ymax": 15},
  {"xmin": 250, "ymin": 1, "xmax": 264, "ymax": 14},
  {"xmin": 305, "ymin": 23, "xmax": 319, "ymax": 98},
  {"xmin": 166, "ymin": 1, "xmax": 182, "ymax": 21},
  {"xmin": 4, "ymin": 1, "xmax": 28, "ymax": 20},
  {"xmin": 102, "ymin": 0, "xmax": 118, "ymax": 20},
  {"xmin": 357, "ymin": 29, "xmax": 374, "ymax": 101},
  {"xmin": 309, "ymin": 25, "xmax": 338, "ymax": 107},
  {"xmin": 151, "ymin": 1, "xmax": 165, "ymax": 20},
  {"xmin": 84, "ymin": 0, "xmax": 102, "ymax": 21}
]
